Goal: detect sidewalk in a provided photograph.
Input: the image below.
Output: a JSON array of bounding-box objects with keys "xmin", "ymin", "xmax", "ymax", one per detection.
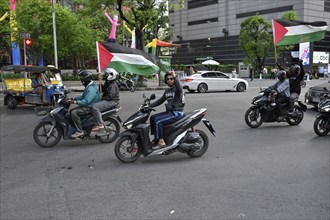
[{"xmin": 65, "ymin": 79, "xmax": 167, "ymax": 92}]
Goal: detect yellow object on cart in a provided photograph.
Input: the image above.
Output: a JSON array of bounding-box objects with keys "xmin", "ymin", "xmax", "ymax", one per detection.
[{"xmin": 4, "ymin": 78, "xmax": 33, "ymax": 92}]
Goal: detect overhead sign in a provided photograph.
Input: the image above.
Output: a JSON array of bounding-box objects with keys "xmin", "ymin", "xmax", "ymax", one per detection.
[
  {"xmin": 313, "ymin": 51, "xmax": 329, "ymax": 64},
  {"xmin": 19, "ymin": 32, "xmax": 30, "ymax": 39}
]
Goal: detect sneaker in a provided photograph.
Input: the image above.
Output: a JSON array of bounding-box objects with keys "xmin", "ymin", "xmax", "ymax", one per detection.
[
  {"xmin": 71, "ymin": 131, "xmax": 84, "ymax": 138},
  {"xmin": 152, "ymin": 143, "xmax": 166, "ymax": 150},
  {"xmin": 277, "ymin": 116, "xmax": 285, "ymax": 122}
]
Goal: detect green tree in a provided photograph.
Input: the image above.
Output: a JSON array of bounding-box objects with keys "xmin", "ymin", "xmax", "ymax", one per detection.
[
  {"xmin": 276, "ymin": 10, "xmax": 298, "ymax": 67},
  {"xmin": 239, "ymin": 14, "xmax": 273, "ymax": 73}
]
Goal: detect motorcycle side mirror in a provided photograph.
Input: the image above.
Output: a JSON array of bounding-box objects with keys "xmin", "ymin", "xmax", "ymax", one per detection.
[
  {"xmin": 323, "ymin": 87, "xmax": 328, "ymax": 91},
  {"xmin": 150, "ymin": 94, "xmax": 156, "ymax": 100}
]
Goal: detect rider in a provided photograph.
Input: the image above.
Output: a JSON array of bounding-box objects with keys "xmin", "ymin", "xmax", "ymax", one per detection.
[
  {"xmin": 91, "ymin": 67, "xmax": 120, "ymax": 132},
  {"xmin": 70, "ymin": 70, "xmax": 100, "ymax": 138},
  {"xmin": 31, "ymin": 72, "xmax": 44, "ymax": 96},
  {"xmin": 268, "ymin": 69, "xmax": 290, "ymax": 121},
  {"xmin": 149, "ymin": 70, "xmax": 185, "ymax": 150},
  {"xmin": 276, "ymin": 60, "xmax": 305, "ymax": 111}
]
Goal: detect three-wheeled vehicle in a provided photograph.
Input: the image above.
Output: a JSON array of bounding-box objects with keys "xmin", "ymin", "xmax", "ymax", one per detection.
[{"xmin": 1, "ymin": 65, "xmax": 65, "ymax": 109}]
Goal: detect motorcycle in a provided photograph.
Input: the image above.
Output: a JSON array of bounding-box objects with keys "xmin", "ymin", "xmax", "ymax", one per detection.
[
  {"xmin": 313, "ymin": 87, "xmax": 330, "ymax": 136},
  {"xmin": 114, "ymin": 94, "xmax": 216, "ymax": 163},
  {"xmin": 33, "ymin": 94, "xmax": 122, "ymax": 148},
  {"xmin": 245, "ymin": 88, "xmax": 307, "ymax": 128},
  {"xmin": 117, "ymin": 74, "xmax": 135, "ymax": 92}
]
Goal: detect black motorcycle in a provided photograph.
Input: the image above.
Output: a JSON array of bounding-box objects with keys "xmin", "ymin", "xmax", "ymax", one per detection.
[
  {"xmin": 117, "ymin": 75, "xmax": 135, "ymax": 92},
  {"xmin": 33, "ymin": 95, "xmax": 122, "ymax": 148},
  {"xmin": 313, "ymin": 88, "xmax": 330, "ymax": 136},
  {"xmin": 114, "ymin": 94, "xmax": 216, "ymax": 163},
  {"xmin": 245, "ymin": 88, "xmax": 307, "ymax": 128}
]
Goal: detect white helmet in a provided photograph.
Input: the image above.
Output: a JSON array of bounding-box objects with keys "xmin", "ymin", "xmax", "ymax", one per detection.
[{"xmin": 103, "ymin": 67, "xmax": 118, "ymax": 81}]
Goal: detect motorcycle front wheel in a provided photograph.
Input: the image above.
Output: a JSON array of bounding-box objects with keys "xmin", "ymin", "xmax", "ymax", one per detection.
[
  {"xmin": 187, "ymin": 129, "xmax": 209, "ymax": 158},
  {"xmin": 114, "ymin": 136, "xmax": 142, "ymax": 163},
  {"xmin": 98, "ymin": 118, "xmax": 120, "ymax": 143},
  {"xmin": 313, "ymin": 116, "xmax": 330, "ymax": 136},
  {"xmin": 286, "ymin": 105, "xmax": 304, "ymax": 125},
  {"xmin": 245, "ymin": 106, "xmax": 263, "ymax": 128},
  {"xmin": 33, "ymin": 122, "xmax": 62, "ymax": 147}
]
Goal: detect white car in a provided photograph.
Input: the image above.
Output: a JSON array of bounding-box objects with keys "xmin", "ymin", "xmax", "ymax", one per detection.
[{"xmin": 180, "ymin": 71, "xmax": 249, "ymax": 93}]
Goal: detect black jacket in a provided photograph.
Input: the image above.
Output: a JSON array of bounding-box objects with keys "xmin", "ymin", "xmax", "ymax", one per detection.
[
  {"xmin": 102, "ymin": 81, "xmax": 119, "ymax": 102},
  {"xmin": 277, "ymin": 62, "xmax": 305, "ymax": 95},
  {"xmin": 150, "ymin": 77, "xmax": 185, "ymax": 112}
]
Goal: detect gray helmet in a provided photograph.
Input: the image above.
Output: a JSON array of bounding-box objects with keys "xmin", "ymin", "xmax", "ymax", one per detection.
[
  {"xmin": 103, "ymin": 67, "xmax": 118, "ymax": 81},
  {"xmin": 276, "ymin": 70, "xmax": 286, "ymax": 81}
]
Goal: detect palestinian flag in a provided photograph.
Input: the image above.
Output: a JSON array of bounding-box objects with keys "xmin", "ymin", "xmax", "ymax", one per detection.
[
  {"xmin": 272, "ymin": 19, "xmax": 328, "ymax": 46},
  {"xmin": 96, "ymin": 42, "xmax": 159, "ymax": 75}
]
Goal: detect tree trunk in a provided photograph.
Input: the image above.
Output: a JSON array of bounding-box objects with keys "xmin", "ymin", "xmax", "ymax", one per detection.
[{"xmin": 135, "ymin": 28, "xmax": 146, "ymax": 86}]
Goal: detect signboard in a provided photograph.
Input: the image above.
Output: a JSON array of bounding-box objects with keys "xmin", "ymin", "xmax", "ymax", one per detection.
[
  {"xmin": 313, "ymin": 51, "xmax": 329, "ymax": 64},
  {"xmin": 299, "ymin": 42, "xmax": 310, "ymax": 65},
  {"xmin": 19, "ymin": 32, "xmax": 30, "ymax": 39},
  {"xmin": 291, "ymin": 51, "xmax": 299, "ymax": 58}
]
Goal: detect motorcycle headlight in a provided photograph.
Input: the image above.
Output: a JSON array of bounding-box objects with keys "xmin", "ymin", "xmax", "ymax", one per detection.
[{"xmin": 124, "ymin": 123, "xmax": 133, "ymax": 129}]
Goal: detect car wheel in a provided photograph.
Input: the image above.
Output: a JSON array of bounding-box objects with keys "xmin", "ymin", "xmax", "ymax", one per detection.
[
  {"xmin": 197, "ymin": 83, "xmax": 208, "ymax": 93},
  {"xmin": 236, "ymin": 82, "xmax": 246, "ymax": 92}
]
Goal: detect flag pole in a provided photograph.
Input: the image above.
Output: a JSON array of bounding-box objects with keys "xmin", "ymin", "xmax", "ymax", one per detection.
[
  {"xmin": 96, "ymin": 41, "xmax": 102, "ymax": 98},
  {"xmin": 272, "ymin": 19, "xmax": 278, "ymax": 63}
]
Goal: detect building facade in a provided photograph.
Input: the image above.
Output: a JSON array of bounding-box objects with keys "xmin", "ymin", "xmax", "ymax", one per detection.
[{"xmin": 169, "ymin": 0, "xmax": 330, "ymax": 67}]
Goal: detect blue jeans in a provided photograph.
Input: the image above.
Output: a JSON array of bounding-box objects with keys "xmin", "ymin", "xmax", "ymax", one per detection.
[{"xmin": 150, "ymin": 111, "xmax": 183, "ymax": 139}]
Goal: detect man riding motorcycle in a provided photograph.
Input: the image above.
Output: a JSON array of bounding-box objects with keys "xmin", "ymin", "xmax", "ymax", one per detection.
[
  {"xmin": 92, "ymin": 67, "xmax": 120, "ymax": 132},
  {"xmin": 276, "ymin": 60, "xmax": 305, "ymax": 111},
  {"xmin": 268, "ymin": 70, "xmax": 290, "ymax": 121},
  {"xmin": 70, "ymin": 70, "xmax": 100, "ymax": 138}
]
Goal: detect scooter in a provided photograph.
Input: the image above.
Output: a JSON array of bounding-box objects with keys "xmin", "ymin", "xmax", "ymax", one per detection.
[
  {"xmin": 245, "ymin": 88, "xmax": 307, "ymax": 128},
  {"xmin": 314, "ymin": 87, "xmax": 330, "ymax": 136},
  {"xmin": 114, "ymin": 94, "xmax": 216, "ymax": 163},
  {"xmin": 117, "ymin": 75, "xmax": 135, "ymax": 92},
  {"xmin": 33, "ymin": 95, "xmax": 122, "ymax": 148}
]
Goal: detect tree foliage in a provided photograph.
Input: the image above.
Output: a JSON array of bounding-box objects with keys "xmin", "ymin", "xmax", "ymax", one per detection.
[
  {"xmin": 0, "ymin": 0, "xmax": 178, "ymax": 69},
  {"xmin": 239, "ymin": 14, "xmax": 272, "ymax": 72}
]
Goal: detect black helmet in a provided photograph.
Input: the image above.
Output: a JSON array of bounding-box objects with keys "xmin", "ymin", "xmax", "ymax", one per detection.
[
  {"xmin": 78, "ymin": 70, "xmax": 93, "ymax": 87},
  {"xmin": 276, "ymin": 70, "xmax": 286, "ymax": 81},
  {"xmin": 290, "ymin": 64, "xmax": 301, "ymax": 75}
]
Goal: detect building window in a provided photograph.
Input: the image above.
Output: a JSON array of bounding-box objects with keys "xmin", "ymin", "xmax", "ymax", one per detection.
[
  {"xmin": 188, "ymin": 17, "xmax": 218, "ymax": 26},
  {"xmin": 188, "ymin": 0, "xmax": 218, "ymax": 9},
  {"xmin": 236, "ymin": 5, "xmax": 293, "ymax": 18},
  {"xmin": 325, "ymin": 0, "xmax": 330, "ymax": 12}
]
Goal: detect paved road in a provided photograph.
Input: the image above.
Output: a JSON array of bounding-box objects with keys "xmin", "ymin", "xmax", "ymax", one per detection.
[{"xmin": 0, "ymin": 79, "xmax": 329, "ymax": 219}]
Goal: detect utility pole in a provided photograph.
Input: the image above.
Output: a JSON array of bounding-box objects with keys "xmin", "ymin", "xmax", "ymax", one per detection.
[{"xmin": 52, "ymin": 0, "xmax": 58, "ymax": 68}]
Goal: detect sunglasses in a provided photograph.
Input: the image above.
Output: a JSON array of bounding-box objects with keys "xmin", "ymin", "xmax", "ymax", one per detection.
[{"xmin": 166, "ymin": 78, "xmax": 174, "ymax": 81}]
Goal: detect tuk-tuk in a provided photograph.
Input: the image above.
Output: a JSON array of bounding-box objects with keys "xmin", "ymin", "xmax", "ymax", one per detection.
[{"xmin": 1, "ymin": 65, "xmax": 65, "ymax": 109}]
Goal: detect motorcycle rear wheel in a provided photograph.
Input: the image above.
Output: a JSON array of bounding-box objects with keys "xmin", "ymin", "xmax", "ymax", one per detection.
[
  {"xmin": 114, "ymin": 136, "xmax": 141, "ymax": 163},
  {"xmin": 33, "ymin": 122, "xmax": 62, "ymax": 148},
  {"xmin": 187, "ymin": 129, "xmax": 209, "ymax": 158},
  {"xmin": 286, "ymin": 105, "xmax": 304, "ymax": 125},
  {"xmin": 98, "ymin": 118, "xmax": 120, "ymax": 143},
  {"xmin": 245, "ymin": 107, "xmax": 263, "ymax": 128},
  {"xmin": 313, "ymin": 116, "xmax": 330, "ymax": 136}
]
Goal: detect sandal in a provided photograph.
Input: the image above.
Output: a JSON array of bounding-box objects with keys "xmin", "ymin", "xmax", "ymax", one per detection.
[{"xmin": 152, "ymin": 143, "xmax": 166, "ymax": 150}]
